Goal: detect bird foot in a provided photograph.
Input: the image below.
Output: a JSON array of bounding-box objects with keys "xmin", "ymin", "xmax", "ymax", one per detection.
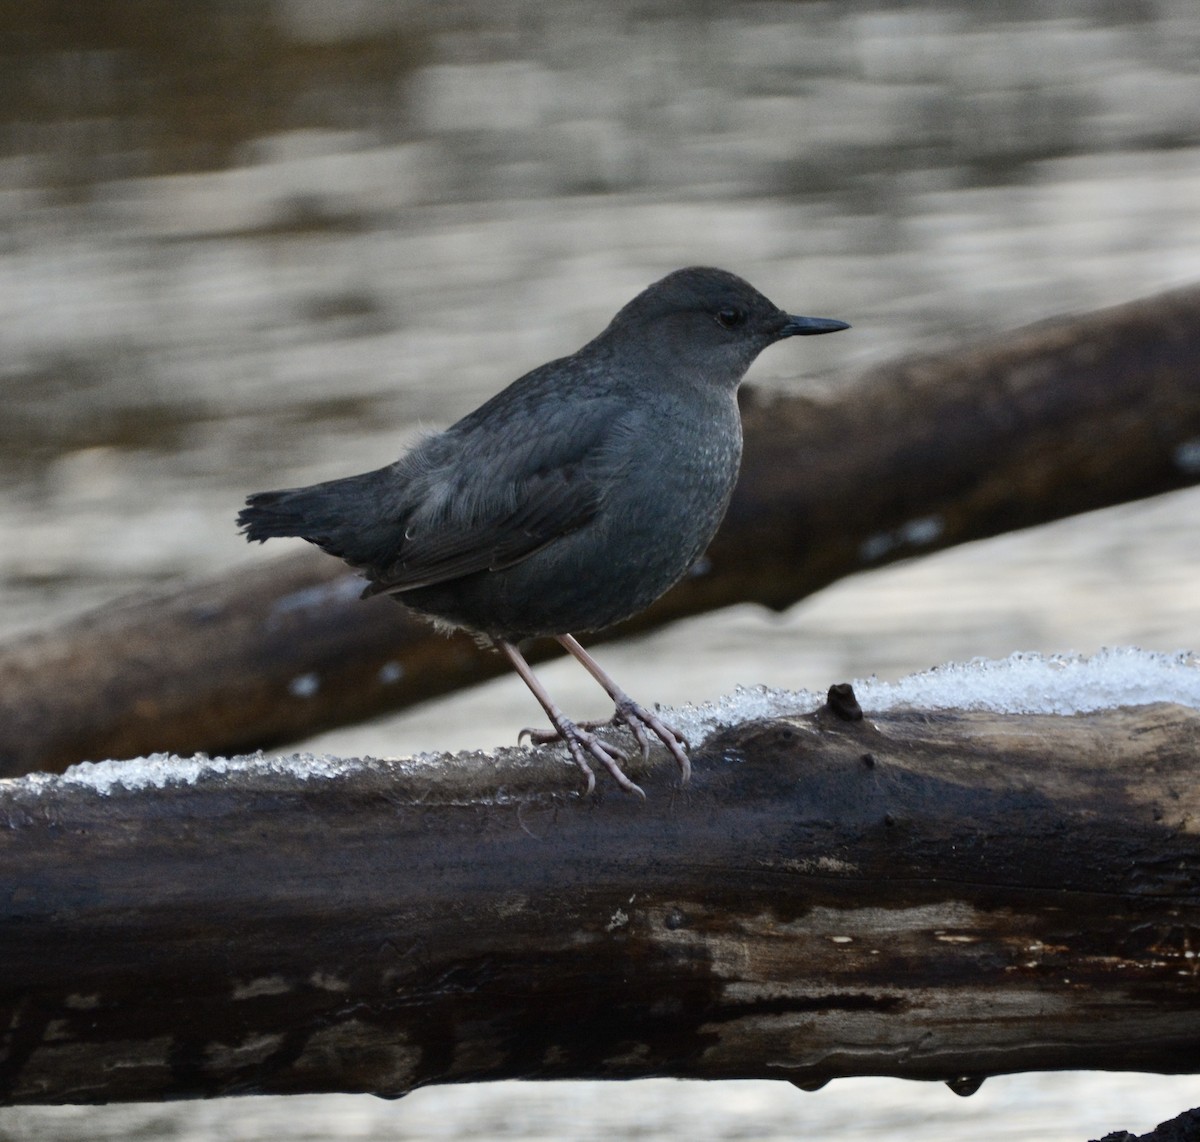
[
  {"xmin": 520, "ymin": 701, "xmax": 691, "ymax": 790},
  {"xmin": 520, "ymin": 716, "xmax": 644, "ymax": 798},
  {"xmin": 611, "ymin": 697, "xmax": 692, "ymax": 783}
]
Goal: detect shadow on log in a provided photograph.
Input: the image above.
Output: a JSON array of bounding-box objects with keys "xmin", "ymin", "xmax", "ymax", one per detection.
[
  {"xmin": 1, "ymin": 283, "xmax": 1199, "ymax": 776},
  {"xmin": 1, "ymin": 691, "xmax": 1198, "ymax": 1104}
]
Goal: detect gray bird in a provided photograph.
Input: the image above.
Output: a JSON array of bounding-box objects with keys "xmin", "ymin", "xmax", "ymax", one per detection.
[{"xmin": 238, "ymin": 266, "xmax": 848, "ymax": 795}]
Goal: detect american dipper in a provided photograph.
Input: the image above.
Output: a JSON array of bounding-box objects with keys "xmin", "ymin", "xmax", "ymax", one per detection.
[{"xmin": 238, "ymin": 267, "xmax": 848, "ymax": 795}]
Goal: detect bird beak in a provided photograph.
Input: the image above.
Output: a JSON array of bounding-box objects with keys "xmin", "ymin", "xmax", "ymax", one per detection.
[{"xmin": 779, "ymin": 314, "xmax": 851, "ymax": 337}]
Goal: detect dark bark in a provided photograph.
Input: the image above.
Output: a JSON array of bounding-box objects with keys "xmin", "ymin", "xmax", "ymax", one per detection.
[
  {"xmin": 1, "ymin": 698, "xmax": 1197, "ymax": 1104},
  {"xmin": 1093, "ymin": 1108, "xmax": 1200, "ymax": 1142},
  {"xmin": 1, "ymin": 283, "xmax": 1199, "ymax": 776}
]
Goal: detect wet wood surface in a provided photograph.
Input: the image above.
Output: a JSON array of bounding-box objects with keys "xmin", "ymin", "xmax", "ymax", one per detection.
[
  {"xmin": 1, "ymin": 698, "xmax": 1197, "ymax": 1104},
  {"xmin": 1, "ymin": 283, "xmax": 1199, "ymax": 776}
]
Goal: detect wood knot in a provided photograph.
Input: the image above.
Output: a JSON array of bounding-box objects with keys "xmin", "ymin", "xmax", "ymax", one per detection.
[{"xmin": 824, "ymin": 683, "xmax": 863, "ymax": 722}]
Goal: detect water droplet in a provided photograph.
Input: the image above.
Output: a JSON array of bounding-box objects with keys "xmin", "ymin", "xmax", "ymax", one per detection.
[
  {"xmin": 945, "ymin": 1074, "xmax": 986, "ymax": 1097},
  {"xmin": 791, "ymin": 1077, "xmax": 830, "ymax": 1092}
]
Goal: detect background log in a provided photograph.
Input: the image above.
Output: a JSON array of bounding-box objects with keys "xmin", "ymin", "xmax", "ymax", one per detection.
[
  {"xmin": 1, "ymin": 696, "xmax": 1198, "ymax": 1105},
  {"xmin": 1, "ymin": 283, "xmax": 1199, "ymax": 777}
]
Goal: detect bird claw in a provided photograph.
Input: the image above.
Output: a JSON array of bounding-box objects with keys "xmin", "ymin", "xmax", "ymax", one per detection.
[
  {"xmin": 519, "ymin": 702, "xmax": 690, "ymax": 792},
  {"xmin": 520, "ymin": 717, "xmax": 643, "ymax": 797},
  {"xmin": 565, "ymin": 721, "xmax": 644, "ymax": 799},
  {"xmin": 519, "ymin": 720, "xmax": 619, "ymax": 748},
  {"xmin": 611, "ymin": 698, "xmax": 691, "ymax": 784},
  {"xmin": 519, "ymin": 725, "xmax": 561, "ymax": 747}
]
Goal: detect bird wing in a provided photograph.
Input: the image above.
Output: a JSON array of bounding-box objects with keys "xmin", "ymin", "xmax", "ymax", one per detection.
[{"xmin": 361, "ymin": 398, "xmax": 629, "ymax": 597}]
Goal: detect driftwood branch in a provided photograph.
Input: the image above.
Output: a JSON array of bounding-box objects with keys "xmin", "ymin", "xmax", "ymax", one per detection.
[
  {"xmin": 1, "ymin": 694, "xmax": 1198, "ymax": 1104},
  {"xmin": 2, "ymin": 283, "xmax": 1199, "ymax": 776}
]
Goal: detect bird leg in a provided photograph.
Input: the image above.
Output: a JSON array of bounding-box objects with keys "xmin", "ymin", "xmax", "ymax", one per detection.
[
  {"xmin": 524, "ymin": 634, "xmax": 692, "ymax": 785},
  {"xmin": 499, "ymin": 640, "xmax": 645, "ymax": 798}
]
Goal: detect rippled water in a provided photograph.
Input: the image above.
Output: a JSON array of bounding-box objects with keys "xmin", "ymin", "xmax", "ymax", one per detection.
[{"xmin": 3, "ymin": 1, "xmax": 1200, "ymax": 1138}]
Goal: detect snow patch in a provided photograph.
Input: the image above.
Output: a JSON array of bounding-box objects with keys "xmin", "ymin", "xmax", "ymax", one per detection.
[
  {"xmin": 858, "ymin": 513, "xmax": 946, "ymax": 563},
  {"xmin": 266, "ymin": 574, "xmax": 364, "ymax": 627},
  {"xmin": 15, "ymin": 751, "xmax": 370, "ymax": 797},
  {"xmin": 287, "ymin": 672, "xmax": 320, "ymax": 698},
  {"xmin": 5, "ymin": 649, "xmax": 1194, "ymax": 798},
  {"xmin": 1174, "ymin": 437, "xmax": 1200, "ymax": 474},
  {"xmin": 859, "ymin": 647, "xmax": 1200, "ymax": 716},
  {"xmin": 668, "ymin": 647, "xmax": 1199, "ymax": 742}
]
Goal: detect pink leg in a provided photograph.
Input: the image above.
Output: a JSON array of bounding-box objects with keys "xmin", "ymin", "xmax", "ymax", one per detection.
[
  {"xmin": 555, "ymin": 634, "xmax": 692, "ymax": 785},
  {"xmin": 499, "ymin": 640, "xmax": 644, "ymax": 798}
]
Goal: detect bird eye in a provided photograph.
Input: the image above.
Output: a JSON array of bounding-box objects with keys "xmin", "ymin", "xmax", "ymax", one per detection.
[{"xmin": 715, "ymin": 306, "xmax": 746, "ymax": 329}]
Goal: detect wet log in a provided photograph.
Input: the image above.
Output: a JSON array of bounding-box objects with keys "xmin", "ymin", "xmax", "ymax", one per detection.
[
  {"xmin": 1095, "ymin": 1107, "xmax": 1200, "ymax": 1142},
  {"xmin": 0, "ymin": 696, "xmax": 1198, "ymax": 1105},
  {"xmin": 1, "ymin": 283, "xmax": 1199, "ymax": 776}
]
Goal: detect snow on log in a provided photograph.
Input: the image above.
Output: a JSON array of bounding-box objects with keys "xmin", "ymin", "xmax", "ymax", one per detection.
[{"xmin": 0, "ymin": 650, "xmax": 1198, "ymax": 1105}]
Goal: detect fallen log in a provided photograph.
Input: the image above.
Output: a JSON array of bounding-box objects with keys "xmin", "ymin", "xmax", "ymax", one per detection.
[
  {"xmin": 1097, "ymin": 1107, "xmax": 1200, "ymax": 1142},
  {"xmin": 1, "ymin": 659, "xmax": 1198, "ymax": 1105},
  {"xmin": 1, "ymin": 283, "xmax": 1199, "ymax": 776}
]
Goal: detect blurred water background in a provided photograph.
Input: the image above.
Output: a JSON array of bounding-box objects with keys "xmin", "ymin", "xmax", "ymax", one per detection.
[{"xmin": 2, "ymin": 1, "xmax": 1200, "ymax": 1138}]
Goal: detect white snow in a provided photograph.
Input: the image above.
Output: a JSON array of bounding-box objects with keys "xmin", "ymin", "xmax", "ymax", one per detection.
[
  {"xmin": 266, "ymin": 575, "xmax": 364, "ymax": 626},
  {"xmin": 12, "ymin": 750, "xmax": 372, "ymax": 797},
  {"xmin": 287, "ymin": 672, "xmax": 321, "ymax": 698},
  {"xmin": 668, "ymin": 646, "xmax": 1200, "ymax": 743},
  {"xmin": 858, "ymin": 513, "xmax": 947, "ymax": 563},
  {"xmin": 859, "ymin": 647, "xmax": 1200, "ymax": 715},
  {"xmin": 4, "ymin": 648, "xmax": 1195, "ymax": 798},
  {"xmin": 1174, "ymin": 437, "xmax": 1200, "ymax": 474}
]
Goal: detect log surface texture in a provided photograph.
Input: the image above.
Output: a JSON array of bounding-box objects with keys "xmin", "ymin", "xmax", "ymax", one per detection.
[{"xmin": 1, "ymin": 699, "xmax": 1197, "ymax": 1104}]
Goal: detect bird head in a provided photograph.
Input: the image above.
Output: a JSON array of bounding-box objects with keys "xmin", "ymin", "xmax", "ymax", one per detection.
[{"xmin": 603, "ymin": 266, "xmax": 848, "ymax": 386}]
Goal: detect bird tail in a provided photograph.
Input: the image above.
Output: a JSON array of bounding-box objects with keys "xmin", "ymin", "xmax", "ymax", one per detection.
[
  {"xmin": 237, "ymin": 485, "xmax": 326, "ymax": 543},
  {"xmin": 237, "ymin": 467, "xmax": 402, "ymax": 570}
]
